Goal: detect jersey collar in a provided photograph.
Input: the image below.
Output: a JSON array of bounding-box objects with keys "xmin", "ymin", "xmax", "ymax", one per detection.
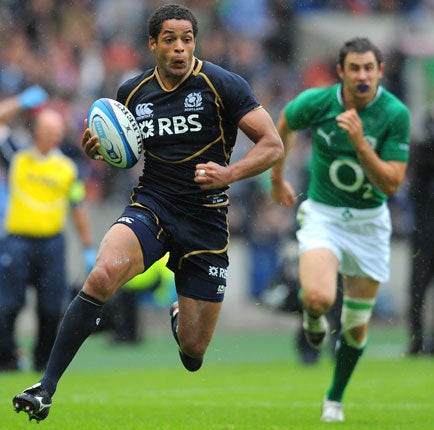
[
  {"xmin": 154, "ymin": 57, "xmax": 199, "ymax": 92},
  {"xmin": 336, "ymin": 83, "xmax": 383, "ymax": 110}
]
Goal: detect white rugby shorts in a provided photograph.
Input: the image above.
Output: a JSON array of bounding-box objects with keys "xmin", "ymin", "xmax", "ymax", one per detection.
[{"xmin": 296, "ymin": 199, "xmax": 392, "ymax": 283}]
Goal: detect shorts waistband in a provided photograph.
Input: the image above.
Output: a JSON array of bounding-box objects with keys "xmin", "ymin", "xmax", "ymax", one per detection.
[{"xmin": 307, "ymin": 199, "xmax": 388, "ymax": 221}]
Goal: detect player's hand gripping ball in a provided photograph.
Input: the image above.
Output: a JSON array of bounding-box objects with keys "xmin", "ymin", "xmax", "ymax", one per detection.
[{"xmin": 87, "ymin": 98, "xmax": 143, "ymax": 169}]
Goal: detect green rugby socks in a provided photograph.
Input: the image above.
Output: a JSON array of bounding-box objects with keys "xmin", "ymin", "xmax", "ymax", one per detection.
[{"xmin": 326, "ymin": 333, "xmax": 364, "ymax": 402}]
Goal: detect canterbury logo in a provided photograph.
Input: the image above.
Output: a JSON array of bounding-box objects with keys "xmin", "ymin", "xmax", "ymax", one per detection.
[
  {"xmin": 117, "ymin": 216, "xmax": 134, "ymax": 224},
  {"xmin": 136, "ymin": 103, "xmax": 154, "ymax": 119}
]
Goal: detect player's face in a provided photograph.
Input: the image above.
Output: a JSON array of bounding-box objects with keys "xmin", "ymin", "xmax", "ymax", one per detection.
[
  {"xmin": 337, "ymin": 51, "xmax": 384, "ymax": 107},
  {"xmin": 150, "ymin": 19, "xmax": 196, "ymax": 87}
]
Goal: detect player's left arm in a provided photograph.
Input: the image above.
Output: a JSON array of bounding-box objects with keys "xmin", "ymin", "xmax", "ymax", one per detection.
[
  {"xmin": 195, "ymin": 107, "xmax": 284, "ymax": 189},
  {"xmin": 336, "ymin": 108, "xmax": 407, "ymax": 196}
]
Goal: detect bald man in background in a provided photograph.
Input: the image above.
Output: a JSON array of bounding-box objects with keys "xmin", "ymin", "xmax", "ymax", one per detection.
[{"xmin": 0, "ymin": 107, "xmax": 96, "ymax": 372}]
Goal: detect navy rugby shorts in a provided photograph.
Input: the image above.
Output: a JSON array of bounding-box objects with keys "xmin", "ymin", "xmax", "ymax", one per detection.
[{"xmin": 115, "ymin": 195, "xmax": 229, "ymax": 302}]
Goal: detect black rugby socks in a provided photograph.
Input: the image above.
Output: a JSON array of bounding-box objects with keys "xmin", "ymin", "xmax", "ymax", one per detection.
[{"xmin": 40, "ymin": 290, "xmax": 104, "ymax": 397}]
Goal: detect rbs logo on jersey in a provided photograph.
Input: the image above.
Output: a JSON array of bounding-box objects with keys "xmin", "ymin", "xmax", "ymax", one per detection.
[{"xmin": 139, "ymin": 114, "xmax": 202, "ymax": 139}]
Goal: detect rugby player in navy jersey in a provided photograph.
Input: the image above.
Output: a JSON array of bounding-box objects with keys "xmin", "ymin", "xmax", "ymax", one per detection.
[{"xmin": 12, "ymin": 3, "xmax": 284, "ymax": 422}]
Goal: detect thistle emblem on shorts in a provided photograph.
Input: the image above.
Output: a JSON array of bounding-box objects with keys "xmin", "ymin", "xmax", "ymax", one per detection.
[{"xmin": 341, "ymin": 208, "xmax": 353, "ymax": 221}]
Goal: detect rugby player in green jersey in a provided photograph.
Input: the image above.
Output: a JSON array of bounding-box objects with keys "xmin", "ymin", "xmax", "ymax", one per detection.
[{"xmin": 270, "ymin": 37, "xmax": 410, "ymax": 422}]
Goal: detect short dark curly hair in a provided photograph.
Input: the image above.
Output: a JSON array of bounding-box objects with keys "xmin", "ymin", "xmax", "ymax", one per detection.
[
  {"xmin": 148, "ymin": 4, "xmax": 198, "ymax": 40},
  {"xmin": 338, "ymin": 37, "xmax": 383, "ymax": 68}
]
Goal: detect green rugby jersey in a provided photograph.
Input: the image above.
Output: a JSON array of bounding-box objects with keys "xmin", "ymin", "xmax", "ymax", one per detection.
[{"xmin": 284, "ymin": 84, "xmax": 410, "ymax": 208}]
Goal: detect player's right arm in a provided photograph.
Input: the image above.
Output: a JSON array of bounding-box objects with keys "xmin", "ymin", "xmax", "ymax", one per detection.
[
  {"xmin": 269, "ymin": 109, "xmax": 298, "ymax": 208},
  {"xmin": 194, "ymin": 106, "xmax": 284, "ymax": 190},
  {"xmin": 336, "ymin": 108, "xmax": 408, "ymax": 196}
]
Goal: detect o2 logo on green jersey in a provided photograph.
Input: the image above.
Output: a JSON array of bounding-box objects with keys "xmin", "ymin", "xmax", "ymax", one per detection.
[{"xmin": 329, "ymin": 158, "xmax": 373, "ymax": 199}]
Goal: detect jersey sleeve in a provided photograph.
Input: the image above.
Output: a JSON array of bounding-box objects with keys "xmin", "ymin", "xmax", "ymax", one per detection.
[
  {"xmin": 283, "ymin": 88, "xmax": 326, "ymax": 131},
  {"xmin": 216, "ymin": 69, "xmax": 260, "ymax": 125},
  {"xmin": 117, "ymin": 77, "xmax": 136, "ymax": 105},
  {"xmin": 117, "ymin": 69, "xmax": 156, "ymax": 107},
  {"xmin": 380, "ymin": 105, "xmax": 411, "ymax": 162},
  {"xmin": 116, "ymin": 72, "xmax": 150, "ymax": 106}
]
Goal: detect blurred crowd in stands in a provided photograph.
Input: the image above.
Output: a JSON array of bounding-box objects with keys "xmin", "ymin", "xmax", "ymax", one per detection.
[{"xmin": 0, "ymin": 0, "xmax": 431, "ymax": 300}]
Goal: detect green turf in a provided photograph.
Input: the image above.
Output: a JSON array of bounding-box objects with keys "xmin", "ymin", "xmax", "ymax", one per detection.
[{"xmin": 1, "ymin": 324, "xmax": 432, "ymax": 429}]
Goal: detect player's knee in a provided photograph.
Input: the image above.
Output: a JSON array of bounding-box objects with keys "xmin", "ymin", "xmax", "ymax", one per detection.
[
  {"xmin": 178, "ymin": 336, "xmax": 207, "ymax": 358},
  {"xmin": 85, "ymin": 265, "xmax": 115, "ymax": 302},
  {"xmin": 301, "ymin": 289, "xmax": 334, "ymax": 314},
  {"xmin": 341, "ymin": 295, "xmax": 375, "ymax": 348}
]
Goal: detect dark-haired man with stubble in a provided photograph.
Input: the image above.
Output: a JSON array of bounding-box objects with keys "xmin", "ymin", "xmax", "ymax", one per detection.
[{"xmin": 271, "ymin": 37, "xmax": 410, "ymax": 421}]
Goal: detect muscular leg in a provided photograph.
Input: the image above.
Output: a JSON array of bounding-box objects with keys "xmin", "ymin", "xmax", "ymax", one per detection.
[
  {"xmin": 299, "ymin": 248, "xmax": 339, "ymax": 315},
  {"xmin": 298, "ymin": 248, "xmax": 339, "ymax": 349},
  {"xmin": 170, "ymin": 295, "xmax": 222, "ymax": 371},
  {"xmin": 326, "ymin": 276, "xmax": 379, "ymax": 402},
  {"xmin": 177, "ymin": 295, "xmax": 222, "ymax": 359},
  {"xmin": 41, "ymin": 224, "xmax": 146, "ymax": 396}
]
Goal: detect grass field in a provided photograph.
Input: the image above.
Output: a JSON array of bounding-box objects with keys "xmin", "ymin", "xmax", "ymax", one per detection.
[{"xmin": 1, "ymin": 324, "xmax": 432, "ymax": 429}]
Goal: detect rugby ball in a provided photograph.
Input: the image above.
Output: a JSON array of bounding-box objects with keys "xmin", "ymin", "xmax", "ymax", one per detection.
[{"xmin": 87, "ymin": 98, "xmax": 143, "ymax": 169}]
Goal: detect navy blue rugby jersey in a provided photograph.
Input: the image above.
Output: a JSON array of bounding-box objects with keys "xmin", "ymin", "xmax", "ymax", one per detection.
[{"xmin": 117, "ymin": 57, "xmax": 260, "ymax": 208}]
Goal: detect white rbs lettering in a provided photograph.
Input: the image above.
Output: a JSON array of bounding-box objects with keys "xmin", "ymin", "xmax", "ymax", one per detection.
[
  {"xmin": 187, "ymin": 115, "xmax": 201, "ymax": 131},
  {"xmin": 158, "ymin": 118, "xmax": 172, "ymax": 135},
  {"xmin": 173, "ymin": 116, "xmax": 189, "ymax": 134},
  {"xmin": 157, "ymin": 114, "xmax": 202, "ymax": 136}
]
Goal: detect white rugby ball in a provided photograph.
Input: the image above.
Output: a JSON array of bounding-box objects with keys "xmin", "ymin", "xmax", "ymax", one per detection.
[{"xmin": 87, "ymin": 98, "xmax": 143, "ymax": 169}]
